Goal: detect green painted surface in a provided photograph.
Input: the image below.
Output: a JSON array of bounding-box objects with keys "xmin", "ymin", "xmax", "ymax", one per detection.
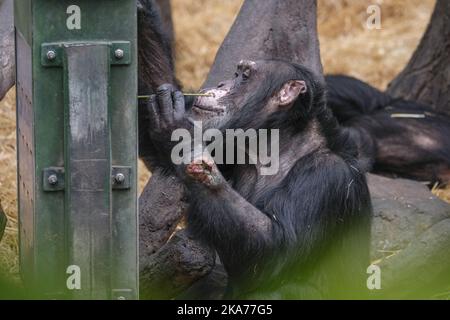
[{"xmin": 15, "ymin": 0, "xmax": 138, "ymax": 299}]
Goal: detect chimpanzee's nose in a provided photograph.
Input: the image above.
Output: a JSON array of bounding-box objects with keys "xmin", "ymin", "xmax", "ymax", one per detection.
[{"xmin": 217, "ymin": 82, "xmax": 226, "ymax": 88}]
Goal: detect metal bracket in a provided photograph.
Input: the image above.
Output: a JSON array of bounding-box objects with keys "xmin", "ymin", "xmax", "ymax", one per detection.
[
  {"xmin": 43, "ymin": 166, "xmax": 132, "ymax": 191},
  {"xmin": 41, "ymin": 41, "xmax": 131, "ymax": 67}
]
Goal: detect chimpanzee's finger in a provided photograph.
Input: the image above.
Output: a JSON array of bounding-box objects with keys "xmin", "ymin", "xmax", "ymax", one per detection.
[
  {"xmin": 173, "ymin": 90, "xmax": 186, "ymax": 121},
  {"xmin": 146, "ymin": 94, "xmax": 161, "ymax": 130},
  {"xmin": 156, "ymin": 84, "xmax": 175, "ymax": 125}
]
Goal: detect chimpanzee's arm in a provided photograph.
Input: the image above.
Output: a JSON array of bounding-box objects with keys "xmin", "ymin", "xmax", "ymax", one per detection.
[
  {"xmin": 138, "ymin": 0, "xmax": 180, "ymax": 170},
  {"xmin": 184, "ymin": 155, "xmax": 273, "ymax": 278},
  {"xmin": 186, "ymin": 155, "xmax": 273, "ymax": 240},
  {"xmin": 190, "ymin": 186, "xmax": 272, "ymax": 241},
  {"xmin": 138, "ymin": 0, "xmax": 178, "ymax": 93}
]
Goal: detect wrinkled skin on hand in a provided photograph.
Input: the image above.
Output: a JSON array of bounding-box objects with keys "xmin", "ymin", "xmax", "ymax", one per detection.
[{"xmin": 147, "ymin": 84, "xmax": 186, "ymax": 135}]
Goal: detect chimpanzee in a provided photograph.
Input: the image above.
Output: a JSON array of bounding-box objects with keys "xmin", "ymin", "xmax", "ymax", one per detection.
[
  {"xmin": 326, "ymin": 75, "xmax": 450, "ymax": 184},
  {"xmin": 146, "ymin": 60, "xmax": 372, "ymax": 299}
]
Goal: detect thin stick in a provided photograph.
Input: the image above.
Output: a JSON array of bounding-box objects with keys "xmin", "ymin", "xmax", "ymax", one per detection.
[{"xmin": 138, "ymin": 93, "xmax": 212, "ymax": 99}]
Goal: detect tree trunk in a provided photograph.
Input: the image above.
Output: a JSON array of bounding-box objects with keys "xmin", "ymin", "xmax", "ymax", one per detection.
[
  {"xmin": 0, "ymin": 0, "xmax": 15, "ymax": 100},
  {"xmin": 203, "ymin": 0, "xmax": 322, "ymax": 88},
  {"xmin": 387, "ymin": 0, "xmax": 450, "ymax": 115},
  {"xmin": 139, "ymin": 169, "xmax": 187, "ymax": 261},
  {"xmin": 140, "ymin": 230, "xmax": 215, "ymax": 299}
]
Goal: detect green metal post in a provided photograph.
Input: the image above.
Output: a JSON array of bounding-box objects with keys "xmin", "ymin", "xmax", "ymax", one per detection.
[{"xmin": 15, "ymin": 0, "xmax": 138, "ymax": 299}]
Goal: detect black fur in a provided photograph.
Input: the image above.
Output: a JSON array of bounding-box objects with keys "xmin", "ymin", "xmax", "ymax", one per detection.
[
  {"xmin": 326, "ymin": 75, "xmax": 450, "ymax": 184},
  {"xmin": 137, "ymin": 0, "xmax": 180, "ymax": 170}
]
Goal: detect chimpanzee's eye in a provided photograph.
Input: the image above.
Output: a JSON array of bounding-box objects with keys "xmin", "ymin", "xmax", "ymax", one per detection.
[{"xmin": 234, "ymin": 72, "xmax": 239, "ymax": 78}]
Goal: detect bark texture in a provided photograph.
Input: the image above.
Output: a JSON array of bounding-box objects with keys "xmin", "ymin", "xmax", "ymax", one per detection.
[
  {"xmin": 387, "ymin": 0, "xmax": 450, "ymax": 115},
  {"xmin": 203, "ymin": 0, "xmax": 323, "ymax": 88}
]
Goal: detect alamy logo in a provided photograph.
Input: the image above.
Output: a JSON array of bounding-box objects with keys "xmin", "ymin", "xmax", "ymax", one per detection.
[
  {"xmin": 66, "ymin": 265, "xmax": 81, "ymax": 290},
  {"xmin": 367, "ymin": 264, "xmax": 381, "ymax": 290},
  {"xmin": 366, "ymin": 4, "xmax": 382, "ymax": 30},
  {"xmin": 66, "ymin": 5, "xmax": 81, "ymax": 30},
  {"xmin": 171, "ymin": 121, "xmax": 280, "ymax": 176}
]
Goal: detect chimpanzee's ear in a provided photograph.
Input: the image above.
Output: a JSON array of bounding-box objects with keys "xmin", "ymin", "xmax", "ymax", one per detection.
[{"xmin": 277, "ymin": 80, "xmax": 307, "ymax": 107}]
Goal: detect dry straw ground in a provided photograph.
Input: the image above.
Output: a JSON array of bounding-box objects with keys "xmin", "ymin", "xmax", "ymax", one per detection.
[{"xmin": 1, "ymin": 0, "xmax": 445, "ymax": 277}]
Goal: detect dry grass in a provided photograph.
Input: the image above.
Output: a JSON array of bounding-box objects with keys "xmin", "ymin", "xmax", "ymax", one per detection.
[
  {"xmin": 318, "ymin": 0, "xmax": 436, "ymax": 89},
  {"xmin": 1, "ymin": 0, "xmax": 447, "ymax": 276},
  {"xmin": 433, "ymin": 184, "xmax": 450, "ymax": 204},
  {"xmin": 0, "ymin": 88, "xmax": 17, "ymax": 274}
]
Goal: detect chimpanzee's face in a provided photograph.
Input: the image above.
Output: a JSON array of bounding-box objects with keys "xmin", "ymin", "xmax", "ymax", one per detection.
[
  {"xmin": 189, "ymin": 60, "xmax": 307, "ymax": 127},
  {"xmin": 190, "ymin": 60, "xmax": 259, "ymax": 123}
]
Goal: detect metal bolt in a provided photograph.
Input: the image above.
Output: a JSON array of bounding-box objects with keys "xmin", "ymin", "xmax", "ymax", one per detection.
[
  {"xmin": 114, "ymin": 49, "xmax": 124, "ymax": 59},
  {"xmin": 115, "ymin": 173, "xmax": 125, "ymax": 184},
  {"xmin": 48, "ymin": 174, "xmax": 58, "ymax": 186},
  {"xmin": 47, "ymin": 50, "xmax": 57, "ymax": 61}
]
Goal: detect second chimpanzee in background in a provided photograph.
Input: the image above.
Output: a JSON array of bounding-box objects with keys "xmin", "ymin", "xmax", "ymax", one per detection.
[
  {"xmin": 146, "ymin": 60, "xmax": 372, "ymax": 299},
  {"xmin": 326, "ymin": 75, "xmax": 450, "ymax": 185}
]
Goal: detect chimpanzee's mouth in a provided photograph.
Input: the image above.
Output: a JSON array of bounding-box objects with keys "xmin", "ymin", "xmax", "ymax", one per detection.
[
  {"xmin": 191, "ymin": 89, "xmax": 228, "ymax": 116},
  {"xmin": 192, "ymin": 98, "xmax": 226, "ymax": 115}
]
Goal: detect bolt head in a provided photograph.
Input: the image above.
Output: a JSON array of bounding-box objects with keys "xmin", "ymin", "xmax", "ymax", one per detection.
[
  {"xmin": 48, "ymin": 174, "xmax": 58, "ymax": 186},
  {"xmin": 114, "ymin": 49, "xmax": 124, "ymax": 59},
  {"xmin": 115, "ymin": 173, "xmax": 125, "ymax": 184},
  {"xmin": 47, "ymin": 50, "xmax": 57, "ymax": 61}
]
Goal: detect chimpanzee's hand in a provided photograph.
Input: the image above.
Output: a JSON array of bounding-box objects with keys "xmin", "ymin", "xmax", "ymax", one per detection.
[
  {"xmin": 147, "ymin": 84, "xmax": 186, "ymax": 136},
  {"xmin": 145, "ymin": 84, "xmax": 188, "ymax": 169},
  {"xmin": 185, "ymin": 153, "xmax": 225, "ymax": 189}
]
